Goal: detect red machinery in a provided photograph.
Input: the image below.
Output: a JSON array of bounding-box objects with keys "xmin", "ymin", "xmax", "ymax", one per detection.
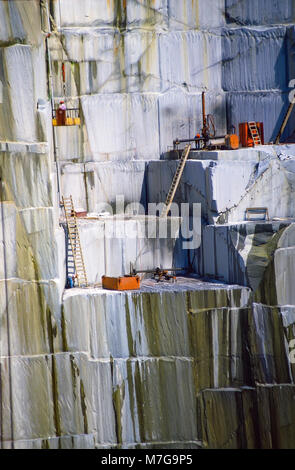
[{"xmin": 239, "ymin": 122, "xmax": 264, "ymax": 148}]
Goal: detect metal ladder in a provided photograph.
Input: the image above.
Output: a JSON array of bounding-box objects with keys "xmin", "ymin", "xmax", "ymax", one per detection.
[
  {"xmin": 248, "ymin": 122, "xmax": 262, "ymax": 146},
  {"xmin": 161, "ymin": 144, "xmax": 191, "ymax": 218},
  {"xmin": 62, "ymin": 196, "xmax": 88, "ymax": 288}
]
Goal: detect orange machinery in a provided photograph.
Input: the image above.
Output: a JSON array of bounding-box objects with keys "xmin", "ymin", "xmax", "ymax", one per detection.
[
  {"xmin": 239, "ymin": 122, "xmax": 264, "ymax": 147},
  {"xmin": 102, "ymin": 275, "xmax": 140, "ymax": 291},
  {"xmin": 173, "ymin": 92, "xmax": 239, "ymax": 151},
  {"xmin": 225, "ymin": 133, "xmax": 239, "ymax": 150}
]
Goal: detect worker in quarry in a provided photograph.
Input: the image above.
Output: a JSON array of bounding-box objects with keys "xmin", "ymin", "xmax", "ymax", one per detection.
[
  {"xmin": 57, "ymin": 100, "xmax": 67, "ymax": 125},
  {"xmin": 66, "ymin": 274, "xmax": 76, "ymax": 289},
  {"xmin": 195, "ymin": 133, "xmax": 201, "ymax": 149}
]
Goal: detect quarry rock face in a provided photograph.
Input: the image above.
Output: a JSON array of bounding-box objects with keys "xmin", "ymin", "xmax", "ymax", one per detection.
[{"xmin": 1, "ymin": 0, "xmax": 295, "ymax": 449}]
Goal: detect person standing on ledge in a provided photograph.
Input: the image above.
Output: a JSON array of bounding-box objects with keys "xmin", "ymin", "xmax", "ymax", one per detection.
[{"xmin": 57, "ymin": 100, "xmax": 66, "ymax": 125}]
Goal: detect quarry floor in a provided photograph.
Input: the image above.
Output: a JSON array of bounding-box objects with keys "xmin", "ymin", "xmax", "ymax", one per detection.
[{"xmin": 63, "ymin": 276, "xmax": 241, "ymax": 297}]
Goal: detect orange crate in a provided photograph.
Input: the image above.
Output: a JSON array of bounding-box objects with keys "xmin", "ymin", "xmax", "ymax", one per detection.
[{"xmin": 102, "ymin": 275, "xmax": 140, "ymax": 291}]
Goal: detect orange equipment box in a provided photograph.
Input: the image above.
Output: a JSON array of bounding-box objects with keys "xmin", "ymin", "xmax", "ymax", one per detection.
[
  {"xmin": 102, "ymin": 275, "xmax": 140, "ymax": 291},
  {"xmin": 239, "ymin": 122, "xmax": 264, "ymax": 147},
  {"xmin": 225, "ymin": 133, "xmax": 239, "ymax": 150}
]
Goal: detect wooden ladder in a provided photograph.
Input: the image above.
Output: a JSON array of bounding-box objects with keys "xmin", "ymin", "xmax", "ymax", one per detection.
[
  {"xmin": 161, "ymin": 144, "xmax": 191, "ymax": 218},
  {"xmin": 248, "ymin": 122, "xmax": 262, "ymax": 146},
  {"xmin": 275, "ymin": 101, "xmax": 295, "ymax": 144},
  {"xmin": 62, "ymin": 195, "xmax": 88, "ymax": 288}
]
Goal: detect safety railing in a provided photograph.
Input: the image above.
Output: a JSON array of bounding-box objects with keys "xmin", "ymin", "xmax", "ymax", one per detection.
[{"xmin": 52, "ymin": 107, "xmax": 81, "ymax": 126}]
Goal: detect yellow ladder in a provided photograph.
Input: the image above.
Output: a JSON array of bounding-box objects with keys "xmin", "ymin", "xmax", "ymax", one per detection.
[
  {"xmin": 62, "ymin": 195, "xmax": 88, "ymax": 288},
  {"xmin": 161, "ymin": 144, "xmax": 191, "ymax": 218},
  {"xmin": 248, "ymin": 122, "xmax": 262, "ymax": 146}
]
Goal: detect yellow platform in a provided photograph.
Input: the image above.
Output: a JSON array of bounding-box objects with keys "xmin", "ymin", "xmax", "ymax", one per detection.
[{"xmin": 52, "ymin": 117, "xmax": 81, "ymax": 126}]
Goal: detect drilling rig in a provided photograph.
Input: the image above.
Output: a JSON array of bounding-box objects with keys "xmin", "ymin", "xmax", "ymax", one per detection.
[{"xmin": 173, "ymin": 92, "xmax": 239, "ymax": 152}]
